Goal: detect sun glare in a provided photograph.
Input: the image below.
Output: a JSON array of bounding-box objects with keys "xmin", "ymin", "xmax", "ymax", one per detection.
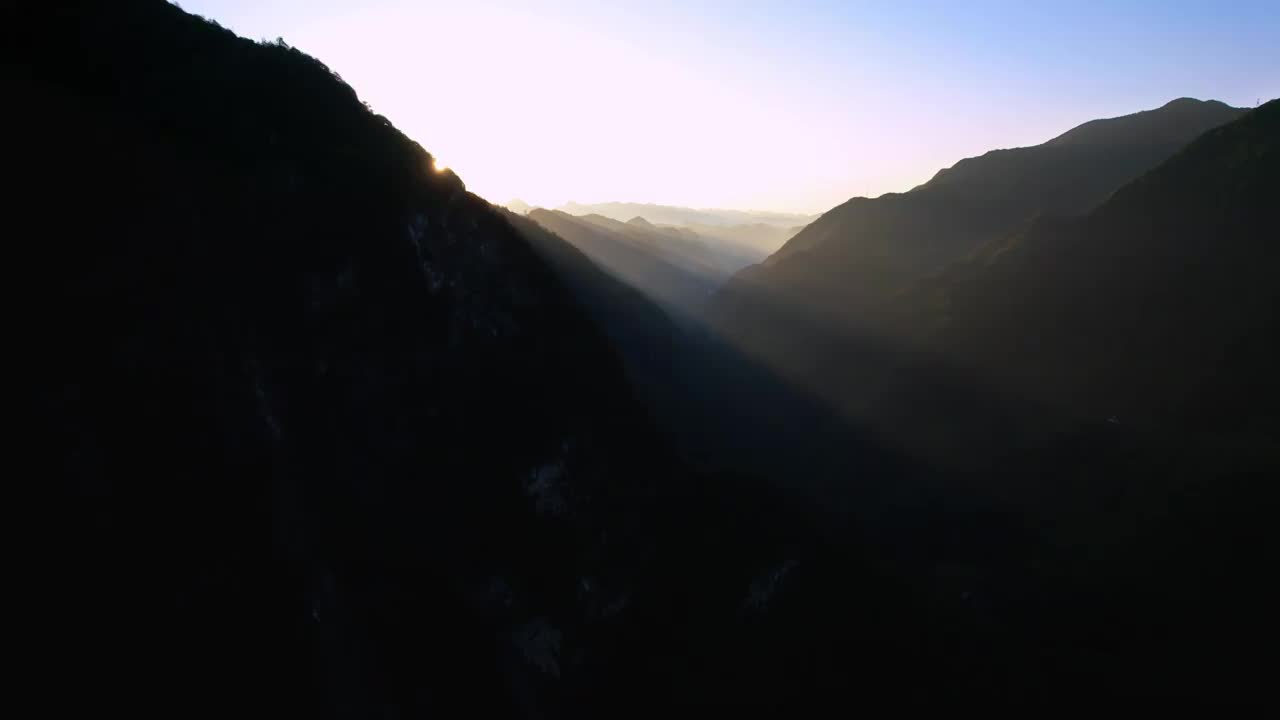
[{"xmin": 432, "ymin": 157, "xmax": 448, "ymax": 173}]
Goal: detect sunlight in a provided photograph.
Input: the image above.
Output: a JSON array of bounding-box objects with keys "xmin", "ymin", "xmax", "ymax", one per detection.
[{"xmin": 41, "ymin": 1, "xmax": 1280, "ymax": 709}]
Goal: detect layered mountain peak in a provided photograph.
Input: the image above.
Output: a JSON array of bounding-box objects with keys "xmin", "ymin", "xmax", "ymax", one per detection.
[
  {"xmin": 912, "ymin": 99, "xmax": 1279, "ymax": 426},
  {"xmin": 19, "ymin": 1, "xmax": 806, "ymax": 714},
  {"xmin": 1162, "ymin": 96, "xmax": 1229, "ymax": 108}
]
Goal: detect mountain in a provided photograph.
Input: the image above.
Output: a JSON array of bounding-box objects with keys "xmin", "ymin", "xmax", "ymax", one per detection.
[
  {"xmin": 14, "ymin": 1, "xmax": 932, "ymax": 714},
  {"xmin": 16, "ymin": 0, "xmax": 1275, "ymax": 710},
  {"xmin": 886, "ymin": 100, "xmax": 1280, "ymax": 692},
  {"xmin": 500, "ymin": 210, "xmax": 682, "ymax": 403},
  {"xmin": 515, "ymin": 103, "xmax": 1280, "ymax": 703},
  {"xmin": 704, "ymin": 98, "xmax": 1250, "ymax": 465},
  {"xmin": 560, "ymin": 201, "xmax": 816, "ymax": 228},
  {"xmin": 526, "ymin": 209, "xmax": 734, "ymax": 317},
  {"xmin": 908, "ymin": 99, "xmax": 1280, "ymax": 432},
  {"xmin": 711, "ymin": 98, "xmax": 1247, "ymax": 345},
  {"xmin": 16, "ymin": 2, "xmax": 669, "ymax": 712}
]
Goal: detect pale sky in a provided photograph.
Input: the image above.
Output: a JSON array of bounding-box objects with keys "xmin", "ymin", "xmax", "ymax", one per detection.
[{"xmin": 175, "ymin": 0, "xmax": 1278, "ymax": 213}]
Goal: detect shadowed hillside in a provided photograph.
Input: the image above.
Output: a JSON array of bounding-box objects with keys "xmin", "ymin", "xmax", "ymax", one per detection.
[
  {"xmin": 506, "ymin": 211, "xmax": 911, "ymax": 504},
  {"xmin": 560, "ymin": 201, "xmax": 815, "ymax": 228},
  {"xmin": 704, "ymin": 97, "xmax": 1251, "ymax": 466},
  {"xmin": 678, "ymin": 221, "xmax": 802, "ymax": 256},
  {"xmin": 12, "ymin": 0, "xmax": 1278, "ymax": 713},
  {"xmin": 582, "ymin": 213, "xmax": 768, "ymax": 277},
  {"xmin": 712, "ymin": 101, "xmax": 1278, "ymax": 701},
  {"xmin": 711, "ymin": 99, "xmax": 1245, "ymax": 346},
  {"xmin": 12, "ymin": 1, "xmax": 932, "ymax": 715}
]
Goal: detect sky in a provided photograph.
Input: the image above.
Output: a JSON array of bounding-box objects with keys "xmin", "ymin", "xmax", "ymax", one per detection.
[{"xmin": 175, "ymin": 0, "xmax": 1279, "ymax": 213}]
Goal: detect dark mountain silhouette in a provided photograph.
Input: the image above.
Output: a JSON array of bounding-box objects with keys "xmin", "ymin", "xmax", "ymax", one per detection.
[
  {"xmin": 684, "ymin": 99, "xmax": 1273, "ymax": 705},
  {"xmin": 571, "ymin": 212, "xmax": 762, "ymax": 272},
  {"xmin": 717, "ymin": 102, "xmax": 1276, "ymax": 701},
  {"xmin": 711, "ymin": 98, "xmax": 1246, "ymax": 347},
  {"xmin": 884, "ymin": 100, "xmax": 1280, "ymax": 696},
  {"xmin": 703, "ymin": 97, "xmax": 1251, "ymax": 471},
  {"xmin": 500, "ymin": 209, "xmax": 682, "ymax": 401},
  {"xmin": 510, "ymin": 103, "xmax": 1280, "ymax": 706},
  {"xmin": 14, "ymin": 0, "xmax": 1277, "ymax": 712},
  {"xmin": 505, "ymin": 211, "xmax": 908, "ymax": 498},
  {"xmin": 907, "ymin": 99, "xmax": 1280, "ymax": 432},
  {"xmin": 13, "ymin": 1, "xmax": 937, "ymax": 715}
]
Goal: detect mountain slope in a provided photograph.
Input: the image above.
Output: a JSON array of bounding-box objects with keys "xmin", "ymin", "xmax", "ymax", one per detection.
[
  {"xmin": 15, "ymin": 2, "xmax": 672, "ymax": 714},
  {"xmin": 504, "ymin": 198, "xmax": 535, "ymax": 214},
  {"xmin": 13, "ymin": 2, "xmax": 929, "ymax": 715},
  {"xmin": 526, "ymin": 208, "xmax": 723, "ymax": 317},
  {"xmin": 501, "ymin": 209, "xmax": 681, "ymax": 402},
  {"xmin": 507, "ymin": 211, "xmax": 911, "ymax": 499},
  {"xmin": 910, "ymin": 98, "xmax": 1280, "ymax": 430},
  {"xmin": 679, "ymin": 221, "xmax": 801, "ymax": 256},
  {"xmin": 711, "ymin": 99, "xmax": 1246, "ymax": 342},
  {"xmin": 587, "ymin": 213, "xmax": 764, "ymax": 276},
  {"xmin": 887, "ymin": 101, "xmax": 1280, "ymax": 693}
]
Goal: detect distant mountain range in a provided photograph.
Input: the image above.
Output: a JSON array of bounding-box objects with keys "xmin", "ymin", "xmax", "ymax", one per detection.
[
  {"xmin": 707, "ymin": 97, "xmax": 1261, "ymax": 463},
  {"xmin": 707, "ymin": 99, "xmax": 1249, "ymax": 416},
  {"xmin": 513, "ymin": 94, "xmax": 1280, "ymax": 706},
  {"xmin": 673, "ymin": 221, "xmax": 803, "ymax": 256},
  {"xmin": 20, "ymin": 1, "xmax": 915, "ymax": 714},
  {"xmin": 559, "ymin": 201, "xmax": 817, "ymax": 228},
  {"xmin": 905, "ymin": 98, "xmax": 1279, "ymax": 431},
  {"xmin": 510, "ymin": 205, "xmax": 802, "ymax": 321}
]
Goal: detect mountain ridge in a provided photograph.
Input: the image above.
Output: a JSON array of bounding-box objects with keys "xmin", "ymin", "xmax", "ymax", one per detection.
[
  {"xmin": 15, "ymin": 2, "xmax": 925, "ymax": 713},
  {"xmin": 908, "ymin": 98, "xmax": 1280, "ymax": 428},
  {"xmin": 709, "ymin": 97, "xmax": 1247, "ymax": 350},
  {"xmin": 560, "ymin": 200, "xmax": 817, "ymax": 228}
]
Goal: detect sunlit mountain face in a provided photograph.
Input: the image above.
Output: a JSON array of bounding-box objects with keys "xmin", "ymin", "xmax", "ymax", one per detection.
[{"xmin": 19, "ymin": 0, "xmax": 1280, "ymax": 714}]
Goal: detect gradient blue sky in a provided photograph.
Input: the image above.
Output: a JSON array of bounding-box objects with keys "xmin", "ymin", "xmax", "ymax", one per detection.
[{"xmin": 175, "ymin": 0, "xmax": 1278, "ymax": 212}]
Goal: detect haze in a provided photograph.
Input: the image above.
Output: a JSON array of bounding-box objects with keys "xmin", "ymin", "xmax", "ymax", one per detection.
[
  {"xmin": 29, "ymin": 1, "xmax": 1280, "ymax": 711},
  {"xmin": 175, "ymin": 0, "xmax": 1276, "ymax": 212}
]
